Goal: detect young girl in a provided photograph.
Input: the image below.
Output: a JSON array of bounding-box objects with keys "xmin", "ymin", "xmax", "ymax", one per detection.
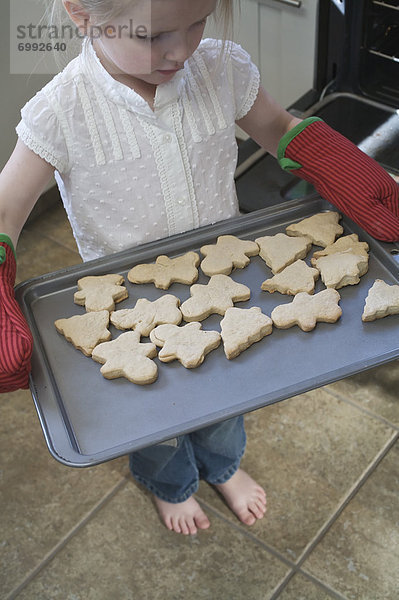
[{"xmin": 1, "ymin": 0, "xmax": 398, "ymax": 535}]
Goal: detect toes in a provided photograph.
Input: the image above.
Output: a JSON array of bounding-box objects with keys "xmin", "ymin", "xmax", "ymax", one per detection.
[{"xmin": 195, "ymin": 513, "xmax": 211, "ymax": 530}]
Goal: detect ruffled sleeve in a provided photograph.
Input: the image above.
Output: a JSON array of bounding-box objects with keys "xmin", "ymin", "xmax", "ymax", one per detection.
[
  {"xmin": 228, "ymin": 42, "xmax": 260, "ymax": 121},
  {"xmin": 16, "ymin": 89, "xmax": 69, "ymax": 173}
]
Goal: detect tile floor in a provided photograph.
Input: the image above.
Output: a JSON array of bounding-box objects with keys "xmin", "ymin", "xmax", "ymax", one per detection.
[{"xmin": 1, "ymin": 201, "xmax": 399, "ymax": 600}]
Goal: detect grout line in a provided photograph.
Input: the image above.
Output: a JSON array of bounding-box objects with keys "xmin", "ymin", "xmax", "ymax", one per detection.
[
  {"xmin": 5, "ymin": 477, "xmax": 129, "ymax": 600},
  {"xmin": 294, "ymin": 430, "xmax": 398, "ymax": 569},
  {"xmin": 197, "ymin": 497, "xmax": 347, "ymax": 600},
  {"xmin": 267, "ymin": 431, "xmax": 398, "ymax": 599},
  {"xmin": 324, "ymin": 387, "xmax": 399, "ymax": 432},
  {"xmin": 196, "ymin": 496, "xmax": 298, "ymax": 570}
]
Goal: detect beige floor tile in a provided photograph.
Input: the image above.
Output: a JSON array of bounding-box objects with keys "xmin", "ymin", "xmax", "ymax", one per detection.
[
  {"xmin": 197, "ymin": 389, "xmax": 395, "ymax": 561},
  {"xmin": 17, "ymin": 482, "xmax": 289, "ymax": 600},
  {"xmin": 0, "ymin": 390, "xmax": 128, "ymax": 597},
  {"xmin": 328, "ymin": 360, "xmax": 399, "ymax": 427},
  {"xmin": 25, "ymin": 203, "xmax": 79, "ymax": 255},
  {"xmin": 277, "ymin": 573, "xmax": 338, "ymax": 599},
  {"xmin": 302, "ymin": 441, "xmax": 399, "ymax": 600},
  {"xmin": 15, "ymin": 228, "xmax": 81, "ymax": 284}
]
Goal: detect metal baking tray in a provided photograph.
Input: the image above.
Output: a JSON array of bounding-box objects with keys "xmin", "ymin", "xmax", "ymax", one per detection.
[{"xmin": 16, "ymin": 196, "xmax": 399, "ymax": 467}]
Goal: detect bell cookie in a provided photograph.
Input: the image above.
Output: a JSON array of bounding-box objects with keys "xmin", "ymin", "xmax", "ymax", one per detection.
[
  {"xmin": 200, "ymin": 235, "xmax": 259, "ymax": 276},
  {"xmin": 150, "ymin": 322, "xmax": 221, "ymax": 368},
  {"xmin": 261, "ymin": 259, "xmax": 319, "ymax": 295},
  {"xmin": 54, "ymin": 310, "xmax": 111, "ymax": 356},
  {"xmin": 127, "ymin": 251, "xmax": 200, "ymax": 290},
  {"xmin": 74, "ymin": 274, "xmax": 128, "ymax": 312},
  {"xmin": 311, "ymin": 234, "xmax": 369, "ymax": 265},
  {"xmin": 271, "ymin": 289, "xmax": 342, "ymax": 332},
  {"xmin": 110, "ymin": 294, "xmax": 182, "ymax": 336},
  {"xmin": 220, "ymin": 307, "xmax": 273, "ymax": 359},
  {"xmin": 362, "ymin": 279, "xmax": 399, "ymax": 322},
  {"xmin": 92, "ymin": 331, "xmax": 158, "ymax": 385},
  {"xmin": 286, "ymin": 211, "xmax": 343, "ymax": 247},
  {"xmin": 255, "ymin": 233, "xmax": 312, "ymax": 274},
  {"xmin": 314, "ymin": 251, "xmax": 369, "ymax": 289},
  {"xmin": 180, "ymin": 274, "xmax": 251, "ymax": 322}
]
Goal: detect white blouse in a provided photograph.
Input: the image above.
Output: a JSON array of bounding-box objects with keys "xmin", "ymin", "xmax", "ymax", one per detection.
[{"xmin": 16, "ymin": 38, "xmax": 260, "ymax": 261}]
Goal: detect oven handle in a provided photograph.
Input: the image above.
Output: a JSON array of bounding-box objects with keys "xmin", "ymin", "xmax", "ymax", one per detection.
[{"xmin": 257, "ymin": 0, "xmax": 302, "ymax": 8}]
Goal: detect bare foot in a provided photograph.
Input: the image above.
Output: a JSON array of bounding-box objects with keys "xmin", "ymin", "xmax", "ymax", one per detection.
[
  {"xmin": 153, "ymin": 495, "xmax": 211, "ymax": 535},
  {"xmin": 214, "ymin": 468, "xmax": 267, "ymax": 526}
]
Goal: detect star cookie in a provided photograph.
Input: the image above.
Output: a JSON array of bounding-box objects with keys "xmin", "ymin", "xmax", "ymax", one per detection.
[
  {"xmin": 91, "ymin": 331, "xmax": 158, "ymax": 385},
  {"xmin": 314, "ymin": 251, "xmax": 369, "ymax": 289},
  {"xmin": 362, "ymin": 279, "xmax": 399, "ymax": 322},
  {"xmin": 220, "ymin": 307, "xmax": 273, "ymax": 359},
  {"xmin": 127, "ymin": 252, "xmax": 200, "ymax": 290},
  {"xmin": 54, "ymin": 310, "xmax": 111, "ymax": 356},
  {"xmin": 255, "ymin": 233, "xmax": 312, "ymax": 274},
  {"xmin": 111, "ymin": 294, "xmax": 182, "ymax": 336},
  {"xmin": 150, "ymin": 322, "xmax": 221, "ymax": 368},
  {"xmin": 200, "ymin": 235, "xmax": 259, "ymax": 276},
  {"xmin": 261, "ymin": 259, "xmax": 319, "ymax": 295},
  {"xmin": 271, "ymin": 289, "xmax": 342, "ymax": 332},
  {"xmin": 74, "ymin": 274, "xmax": 128, "ymax": 312},
  {"xmin": 286, "ymin": 211, "xmax": 343, "ymax": 247},
  {"xmin": 180, "ymin": 274, "xmax": 251, "ymax": 322}
]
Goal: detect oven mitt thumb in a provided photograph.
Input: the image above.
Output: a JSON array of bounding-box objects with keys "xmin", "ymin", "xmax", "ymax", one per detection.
[
  {"xmin": 277, "ymin": 117, "xmax": 399, "ymax": 242},
  {"xmin": 0, "ymin": 235, "xmax": 33, "ymax": 392}
]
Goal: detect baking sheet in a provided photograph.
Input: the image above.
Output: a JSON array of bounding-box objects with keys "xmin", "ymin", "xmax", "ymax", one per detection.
[{"xmin": 16, "ymin": 196, "xmax": 399, "ymax": 467}]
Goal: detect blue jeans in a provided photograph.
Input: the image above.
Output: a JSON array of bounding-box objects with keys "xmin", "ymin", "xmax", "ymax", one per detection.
[{"xmin": 129, "ymin": 416, "xmax": 246, "ymax": 503}]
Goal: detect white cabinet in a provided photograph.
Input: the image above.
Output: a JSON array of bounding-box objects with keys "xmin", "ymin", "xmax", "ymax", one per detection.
[
  {"xmin": 206, "ymin": 0, "xmax": 318, "ymax": 108},
  {"xmin": 257, "ymin": 0, "xmax": 318, "ymax": 107}
]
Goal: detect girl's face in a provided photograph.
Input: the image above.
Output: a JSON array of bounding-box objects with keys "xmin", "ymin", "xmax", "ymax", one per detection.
[{"xmin": 92, "ymin": 0, "xmax": 218, "ymax": 86}]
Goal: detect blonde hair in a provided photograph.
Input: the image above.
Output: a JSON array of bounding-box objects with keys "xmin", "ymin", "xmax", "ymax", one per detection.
[{"xmin": 46, "ymin": 0, "xmax": 234, "ymax": 35}]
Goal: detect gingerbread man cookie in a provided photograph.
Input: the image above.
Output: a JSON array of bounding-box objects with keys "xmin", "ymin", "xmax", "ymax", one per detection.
[
  {"xmin": 127, "ymin": 251, "xmax": 200, "ymax": 289},
  {"xmin": 150, "ymin": 322, "xmax": 221, "ymax": 368},
  {"xmin": 220, "ymin": 307, "xmax": 273, "ymax": 359},
  {"xmin": 255, "ymin": 233, "xmax": 312, "ymax": 274},
  {"xmin": 200, "ymin": 235, "xmax": 259, "ymax": 276},
  {"xmin": 111, "ymin": 295, "xmax": 182, "ymax": 336},
  {"xmin": 92, "ymin": 331, "xmax": 158, "ymax": 385},
  {"xmin": 74, "ymin": 274, "xmax": 128, "ymax": 312},
  {"xmin": 271, "ymin": 289, "xmax": 342, "ymax": 332},
  {"xmin": 261, "ymin": 259, "xmax": 319, "ymax": 295},
  {"xmin": 54, "ymin": 310, "xmax": 111, "ymax": 356},
  {"xmin": 286, "ymin": 211, "xmax": 343, "ymax": 247},
  {"xmin": 180, "ymin": 274, "xmax": 251, "ymax": 322},
  {"xmin": 362, "ymin": 279, "xmax": 399, "ymax": 322}
]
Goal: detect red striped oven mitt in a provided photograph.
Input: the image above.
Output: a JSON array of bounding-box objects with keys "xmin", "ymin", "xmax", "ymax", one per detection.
[
  {"xmin": 0, "ymin": 235, "xmax": 33, "ymax": 392},
  {"xmin": 277, "ymin": 117, "xmax": 399, "ymax": 242}
]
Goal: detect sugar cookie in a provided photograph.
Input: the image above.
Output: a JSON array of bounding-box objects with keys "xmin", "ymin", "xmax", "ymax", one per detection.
[
  {"xmin": 311, "ymin": 234, "xmax": 369, "ymax": 264},
  {"xmin": 127, "ymin": 252, "xmax": 200, "ymax": 289},
  {"xmin": 54, "ymin": 310, "xmax": 111, "ymax": 356},
  {"xmin": 286, "ymin": 211, "xmax": 343, "ymax": 247},
  {"xmin": 110, "ymin": 294, "xmax": 182, "ymax": 336},
  {"xmin": 362, "ymin": 279, "xmax": 399, "ymax": 322},
  {"xmin": 150, "ymin": 322, "xmax": 221, "ymax": 368},
  {"xmin": 314, "ymin": 251, "xmax": 369, "ymax": 289},
  {"xmin": 74, "ymin": 274, "xmax": 128, "ymax": 312},
  {"xmin": 220, "ymin": 307, "xmax": 273, "ymax": 359},
  {"xmin": 271, "ymin": 289, "xmax": 342, "ymax": 332},
  {"xmin": 255, "ymin": 233, "xmax": 312, "ymax": 274},
  {"xmin": 261, "ymin": 259, "xmax": 319, "ymax": 295},
  {"xmin": 180, "ymin": 274, "xmax": 251, "ymax": 322},
  {"xmin": 200, "ymin": 235, "xmax": 259, "ymax": 276},
  {"xmin": 92, "ymin": 331, "xmax": 158, "ymax": 385}
]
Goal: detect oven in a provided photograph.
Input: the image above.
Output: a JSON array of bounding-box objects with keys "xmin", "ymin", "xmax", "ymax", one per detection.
[{"xmin": 235, "ymin": 0, "xmax": 399, "ymax": 217}]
